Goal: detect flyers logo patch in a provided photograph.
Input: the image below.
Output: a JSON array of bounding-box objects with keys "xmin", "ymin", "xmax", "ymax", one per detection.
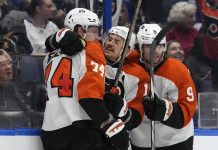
[{"xmin": 203, "ymin": 15, "xmax": 218, "ymax": 39}]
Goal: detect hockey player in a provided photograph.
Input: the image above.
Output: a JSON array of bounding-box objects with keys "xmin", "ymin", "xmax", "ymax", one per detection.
[
  {"xmin": 103, "ymin": 26, "xmax": 149, "ymax": 131},
  {"xmin": 41, "ymin": 8, "xmax": 129, "ymax": 150},
  {"xmin": 129, "ymin": 24, "xmax": 197, "ymax": 150}
]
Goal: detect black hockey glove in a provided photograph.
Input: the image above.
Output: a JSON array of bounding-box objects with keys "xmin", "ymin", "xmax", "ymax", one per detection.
[
  {"xmin": 102, "ymin": 119, "xmax": 129, "ymax": 150},
  {"xmin": 104, "ymin": 92, "xmax": 129, "ymax": 119},
  {"xmin": 142, "ymin": 94, "xmax": 173, "ymax": 122},
  {"xmin": 45, "ymin": 28, "xmax": 86, "ymax": 56}
]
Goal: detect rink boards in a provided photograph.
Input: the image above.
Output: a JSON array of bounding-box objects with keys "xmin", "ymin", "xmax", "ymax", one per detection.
[{"xmin": 0, "ymin": 128, "xmax": 217, "ymax": 150}]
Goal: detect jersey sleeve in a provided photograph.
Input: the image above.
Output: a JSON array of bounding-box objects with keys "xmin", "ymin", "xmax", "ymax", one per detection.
[
  {"xmin": 125, "ymin": 51, "xmax": 149, "ymax": 121},
  {"xmin": 126, "ymin": 67, "xmax": 148, "ymax": 122},
  {"xmin": 177, "ymin": 68, "xmax": 197, "ymax": 127},
  {"xmin": 126, "ymin": 77, "xmax": 146, "ymax": 130},
  {"xmin": 157, "ymin": 59, "xmax": 197, "ymax": 128},
  {"xmin": 123, "ymin": 60, "xmax": 150, "ymax": 129},
  {"xmin": 77, "ymin": 41, "xmax": 110, "ymax": 127},
  {"xmin": 77, "ymin": 41, "xmax": 106, "ymax": 100}
]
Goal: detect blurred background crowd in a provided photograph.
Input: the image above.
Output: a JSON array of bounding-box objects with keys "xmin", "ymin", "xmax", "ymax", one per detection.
[{"xmin": 0, "ymin": 0, "xmax": 217, "ymax": 129}]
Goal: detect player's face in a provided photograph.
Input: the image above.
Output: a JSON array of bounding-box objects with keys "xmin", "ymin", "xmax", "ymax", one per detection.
[
  {"xmin": 166, "ymin": 41, "xmax": 184, "ymax": 62},
  {"xmin": 0, "ymin": 55, "xmax": 13, "ymax": 83},
  {"xmin": 142, "ymin": 44, "xmax": 165, "ymax": 67},
  {"xmin": 84, "ymin": 26, "xmax": 100, "ymax": 42},
  {"xmin": 103, "ymin": 34, "xmax": 125, "ymax": 62}
]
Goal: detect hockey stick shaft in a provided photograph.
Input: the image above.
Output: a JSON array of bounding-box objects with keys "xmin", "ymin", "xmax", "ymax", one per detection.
[
  {"xmin": 150, "ymin": 22, "xmax": 177, "ymax": 96},
  {"xmin": 149, "ymin": 22, "xmax": 177, "ymax": 150},
  {"xmin": 111, "ymin": 0, "xmax": 142, "ymax": 92}
]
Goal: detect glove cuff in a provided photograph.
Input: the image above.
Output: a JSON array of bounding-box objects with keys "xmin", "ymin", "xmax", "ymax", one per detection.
[
  {"xmin": 104, "ymin": 119, "xmax": 125, "ymax": 138},
  {"xmin": 55, "ymin": 28, "xmax": 70, "ymax": 43},
  {"xmin": 162, "ymin": 99, "xmax": 173, "ymax": 121},
  {"xmin": 117, "ymin": 98, "xmax": 128, "ymax": 117},
  {"xmin": 122, "ymin": 109, "xmax": 132, "ymax": 124}
]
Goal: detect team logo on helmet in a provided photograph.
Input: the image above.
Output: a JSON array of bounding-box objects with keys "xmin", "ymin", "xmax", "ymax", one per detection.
[
  {"xmin": 64, "ymin": 8, "xmax": 100, "ymax": 31},
  {"xmin": 79, "ymin": 9, "xmax": 86, "ymax": 13}
]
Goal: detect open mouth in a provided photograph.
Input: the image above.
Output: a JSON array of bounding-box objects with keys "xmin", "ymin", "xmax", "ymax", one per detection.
[
  {"xmin": 153, "ymin": 54, "xmax": 161, "ymax": 60},
  {"xmin": 154, "ymin": 55, "xmax": 159, "ymax": 59},
  {"xmin": 175, "ymin": 54, "xmax": 183, "ymax": 59},
  {"xmin": 6, "ymin": 71, "xmax": 12, "ymax": 76}
]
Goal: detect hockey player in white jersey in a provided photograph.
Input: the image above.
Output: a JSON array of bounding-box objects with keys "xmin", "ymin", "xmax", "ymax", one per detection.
[
  {"xmin": 41, "ymin": 8, "xmax": 129, "ymax": 150},
  {"xmin": 43, "ymin": 23, "xmax": 151, "ymax": 150},
  {"xmin": 130, "ymin": 24, "xmax": 197, "ymax": 150},
  {"xmin": 103, "ymin": 26, "xmax": 149, "ymax": 131}
]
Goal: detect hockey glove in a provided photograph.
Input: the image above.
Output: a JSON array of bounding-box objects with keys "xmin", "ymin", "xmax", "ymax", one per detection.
[
  {"xmin": 142, "ymin": 94, "xmax": 173, "ymax": 122},
  {"xmin": 102, "ymin": 119, "xmax": 129, "ymax": 150},
  {"xmin": 45, "ymin": 28, "xmax": 86, "ymax": 56},
  {"xmin": 104, "ymin": 92, "xmax": 129, "ymax": 118}
]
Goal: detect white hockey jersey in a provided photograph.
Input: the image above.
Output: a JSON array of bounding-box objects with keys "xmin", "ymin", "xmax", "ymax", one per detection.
[
  {"xmin": 129, "ymin": 58, "xmax": 197, "ymax": 148},
  {"xmin": 105, "ymin": 50, "xmax": 149, "ymax": 122},
  {"xmin": 42, "ymin": 41, "xmax": 106, "ymax": 131}
]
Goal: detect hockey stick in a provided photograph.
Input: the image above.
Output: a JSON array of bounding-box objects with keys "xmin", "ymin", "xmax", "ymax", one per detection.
[
  {"xmin": 111, "ymin": 0, "xmax": 142, "ymax": 93},
  {"xmin": 149, "ymin": 22, "xmax": 177, "ymax": 150}
]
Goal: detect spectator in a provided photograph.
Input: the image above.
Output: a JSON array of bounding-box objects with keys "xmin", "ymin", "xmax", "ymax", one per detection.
[
  {"xmin": 167, "ymin": 1, "xmax": 198, "ymax": 58},
  {"xmin": 166, "ymin": 40, "xmax": 185, "ymax": 62},
  {"xmin": 0, "ymin": 49, "xmax": 31, "ymax": 128},
  {"xmin": 0, "ymin": 0, "xmax": 32, "ymax": 55},
  {"xmin": 0, "ymin": 0, "xmax": 15, "ymax": 22},
  {"xmin": 162, "ymin": 0, "xmax": 190, "ymax": 22},
  {"xmin": 24, "ymin": 0, "xmax": 59, "ymax": 54},
  {"xmin": 97, "ymin": 0, "xmax": 122, "ymax": 26},
  {"xmin": 118, "ymin": 1, "xmax": 129, "ymax": 26},
  {"xmin": 185, "ymin": 35, "xmax": 211, "ymax": 93},
  {"xmin": 111, "ymin": 0, "xmax": 122, "ymax": 26},
  {"xmin": 0, "ymin": 48, "xmax": 13, "ymax": 87},
  {"xmin": 118, "ymin": 0, "xmax": 133, "ymax": 27},
  {"xmin": 0, "ymin": 0, "xmax": 16, "ymax": 35},
  {"xmin": 196, "ymin": 0, "xmax": 218, "ymax": 91},
  {"xmin": 0, "ymin": 10, "xmax": 32, "ymax": 55},
  {"xmin": 51, "ymin": 0, "xmax": 75, "ymax": 28}
]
